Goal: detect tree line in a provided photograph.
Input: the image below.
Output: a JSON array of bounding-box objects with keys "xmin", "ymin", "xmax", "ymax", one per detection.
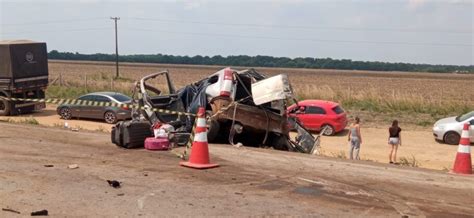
[{"xmin": 48, "ymin": 50, "xmax": 473, "ymax": 73}]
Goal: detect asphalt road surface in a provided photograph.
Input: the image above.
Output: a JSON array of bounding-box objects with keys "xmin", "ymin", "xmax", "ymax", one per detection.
[{"xmin": 0, "ymin": 123, "xmax": 473, "ymax": 217}]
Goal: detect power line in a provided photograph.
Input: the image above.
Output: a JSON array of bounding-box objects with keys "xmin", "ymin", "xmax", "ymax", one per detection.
[
  {"xmin": 2, "ymin": 20, "xmax": 470, "ymax": 47},
  {"xmin": 122, "ymin": 27, "xmax": 473, "ymax": 47},
  {"xmin": 2, "ymin": 27, "xmax": 112, "ymax": 35},
  {"xmin": 127, "ymin": 17, "xmax": 473, "ymax": 34},
  {"xmin": 2, "ymin": 17, "xmax": 107, "ymax": 26}
]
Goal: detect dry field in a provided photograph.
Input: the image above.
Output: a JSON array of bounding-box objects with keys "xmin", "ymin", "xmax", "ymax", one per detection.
[{"xmin": 47, "ymin": 60, "xmax": 474, "ymax": 126}]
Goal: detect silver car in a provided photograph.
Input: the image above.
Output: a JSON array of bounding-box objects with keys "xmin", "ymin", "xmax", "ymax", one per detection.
[
  {"xmin": 57, "ymin": 92, "xmax": 132, "ymax": 124},
  {"xmin": 433, "ymin": 111, "xmax": 474, "ymax": 145}
]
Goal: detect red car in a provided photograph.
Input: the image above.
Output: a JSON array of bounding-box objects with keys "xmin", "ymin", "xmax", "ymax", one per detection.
[{"xmin": 287, "ymin": 100, "xmax": 348, "ymax": 135}]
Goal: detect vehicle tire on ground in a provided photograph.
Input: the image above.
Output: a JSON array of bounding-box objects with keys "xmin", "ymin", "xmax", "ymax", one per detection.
[
  {"xmin": 205, "ymin": 110, "xmax": 220, "ymax": 142},
  {"xmin": 444, "ymin": 131, "xmax": 460, "ymax": 145},
  {"xmin": 271, "ymin": 133, "xmax": 291, "ymax": 151},
  {"xmin": 59, "ymin": 107, "xmax": 72, "ymax": 120},
  {"xmin": 321, "ymin": 124, "xmax": 335, "ymax": 136},
  {"xmin": 0, "ymin": 97, "xmax": 11, "ymax": 116},
  {"xmin": 104, "ymin": 111, "xmax": 118, "ymax": 124}
]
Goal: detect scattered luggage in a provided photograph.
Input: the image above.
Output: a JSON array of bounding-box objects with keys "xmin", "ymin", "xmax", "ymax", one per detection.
[
  {"xmin": 111, "ymin": 120, "xmax": 152, "ymax": 149},
  {"xmin": 144, "ymin": 137, "xmax": 170, "ymax": 150}
]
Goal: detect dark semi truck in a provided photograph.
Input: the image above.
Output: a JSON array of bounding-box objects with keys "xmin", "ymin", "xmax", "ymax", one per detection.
[{"xmin": 0, "ymin": 40, "xmax": 48, "ymax": 116}]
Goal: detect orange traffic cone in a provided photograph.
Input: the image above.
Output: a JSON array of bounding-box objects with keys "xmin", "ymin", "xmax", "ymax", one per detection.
[
  {"xmin": 180, "ymin": 107, "xmax": 219, "ymax": 169},
  {"xmin": 452, "ymin": 123, "xmax": 472, "ymax": 174}
]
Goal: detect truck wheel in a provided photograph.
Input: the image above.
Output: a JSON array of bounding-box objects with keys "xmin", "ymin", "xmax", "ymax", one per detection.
[
  {"xmin": 205, "ymin": 111, "xmax": 220, "ymax": 142},
  {"xmin": 0, "ymin": 98, "xmax": 11, "ymax": 116},
  {"xmin": 104, "ymin": 111, "xmax": 118, "ymax": 124},
  {"xmin": 271, "ymin": 134, "xmax": 291, "ymax": 151}
]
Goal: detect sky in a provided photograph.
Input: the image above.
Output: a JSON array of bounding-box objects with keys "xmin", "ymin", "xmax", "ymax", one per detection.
[{"xmin": 0, "ymin": 0, "xmax": 472, "ymax": 65}]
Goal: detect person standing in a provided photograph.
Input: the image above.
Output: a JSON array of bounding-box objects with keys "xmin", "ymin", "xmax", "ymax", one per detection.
[
  {"xmin": 388, "ymin": 120, "xmax": 402, "ymax": 164},
  {"xmin": 348, "ymin": 117, "xmax": 362, "ymax": 160}
]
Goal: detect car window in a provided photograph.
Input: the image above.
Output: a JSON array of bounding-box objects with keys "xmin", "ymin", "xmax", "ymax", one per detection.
[
  {"xmin": 111, "ymin": 94, "xmax": 131, "ymax": 102},
  {"xmin": 77, "ymin": 95, "xmax": 95, "ymax": 101},
  {"xmin": 306, "ymin": 106, "xmax": 326, "ymax": 114},
  {"xmin": 470, "ymin": 119, "xmax": 474, "ymax": 125},
  {"xmin": 457, "ymin": 111, "xmax": 474, "ymax": 122},
  {"xmin": 332, "ymin": 106, "xmax": 344, "ymax": 114},
  {"xmin": 208, "ymin": 75, "xmax": 219, "ymax": 84},
  {"xmin": 95, "ymin": 96, "xmax": 111, "ymax": 102}
]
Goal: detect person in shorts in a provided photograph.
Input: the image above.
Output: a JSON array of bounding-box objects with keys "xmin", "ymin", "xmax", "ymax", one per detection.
[
  {"xmin": 348, "ymin": 117, "xmax": 362, "ymax": 160},
  {"xmin": 388, "ymin": 120, "xmax": 402, "ymax": 164}
]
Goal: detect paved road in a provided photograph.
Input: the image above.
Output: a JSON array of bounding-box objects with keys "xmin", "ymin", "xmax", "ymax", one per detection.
[{"xmin": 0, "ymin": 123, "xmax": 473, "ymax": 217}]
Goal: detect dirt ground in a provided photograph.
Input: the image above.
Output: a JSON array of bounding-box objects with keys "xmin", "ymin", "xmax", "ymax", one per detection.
[
  {"xmin": 0, "ymin": 122, "xmax": 473, "ymax": 217},
  {"xmin": 0, "ymin": 105, "xmax": 465, "ymax": 171}
]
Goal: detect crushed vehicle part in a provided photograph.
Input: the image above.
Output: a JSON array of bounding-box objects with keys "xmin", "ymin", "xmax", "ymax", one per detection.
[
  {"xmin": 127, "ymin": 68, "xmax": 317, "ymax": 153},
  {"xmin": 251, "ymin": 74, "xmax": 293, "ymax": 106}
]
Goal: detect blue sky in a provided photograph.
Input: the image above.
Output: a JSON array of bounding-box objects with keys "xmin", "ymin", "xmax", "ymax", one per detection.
[{"xmin": 0, "ymin": 0, "xmax": 472, "ymax": 65}]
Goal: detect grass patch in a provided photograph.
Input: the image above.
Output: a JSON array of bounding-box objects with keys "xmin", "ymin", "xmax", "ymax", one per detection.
[
  {"xmin": 416, "ymin": 120, "xmax": 433, "ymax": 127},
  {"xmin": 330, "ymin": 151, "xmax": 347, "ymax": 159},
  {"xmin": 95, "ymin": 125, "xmax": 108, "ymax": 133},
  {"xmin": 114, "ymin": 76, "xmax": 135, "ymax": 82},
  {"xmin": 0, "ymin": 116, "xmax": 39, "ymax": 125},
  {"xmin": 399, "ymin": 155, "xmax": 421, "ymax": 167},
  {"xmin": 46, "ymin": 85, "xmax": 133, "ymax": 99}
]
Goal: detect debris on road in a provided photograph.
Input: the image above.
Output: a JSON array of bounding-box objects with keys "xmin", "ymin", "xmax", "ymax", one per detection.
[
  {"xmin": 67, "ymin": 164, "xmax": 79, "ymax": 169},
  {"xmin": 107, "ymin": 180, "xmax": 121, "ymax": 188},
  {"xmin": 2, "ymin": 208, "xmax": 21, "ymax": 214},
  {"xmin": 43, "ymin": 164, "xmax": 54, "ymax": 168},
  {"xmin": 31, "ymin": 209, "xmax": 48, "ymax": 216},
  {"xmin": 111, "ymin": 120, "xmax": 152, "ymax": 149},
  {"xmin": 144, "ymin": 137, "xmax": 170, "ymax": 151},
  {"xmin": 137, "ymin": 193, "xmax": 155, "ymax": 210}
]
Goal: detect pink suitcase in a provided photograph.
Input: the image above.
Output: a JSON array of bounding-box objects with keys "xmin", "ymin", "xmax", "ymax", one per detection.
[{"xmin": 144, "ymin": 137, "xmax": 170, "ymax": 151}]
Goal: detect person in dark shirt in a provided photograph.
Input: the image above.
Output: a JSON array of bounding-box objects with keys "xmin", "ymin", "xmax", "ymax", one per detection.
[{"xmin": 388, "ymin": 120, "xmax": 402, "ymax": 164}]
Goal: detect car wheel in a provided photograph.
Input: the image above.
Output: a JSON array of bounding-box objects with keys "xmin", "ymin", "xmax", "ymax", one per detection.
[
  {"xmin": 321, "ymin": 124, "xmax": 335, "ymax": 136},
  {"xmin": 0, "ymin": 98, "xmax": 10, "ymax": 116},
  {"xmin": 59, "ymin": 107, "xmax": 72, "ymax": 120},
  {"xmin": 104, "ymin": 111, "xmax": 118, "ymax": 124},
  {"xmin": 205, "ymin": 110, "xmax": 220, "ymax": 142},
  {"xmin": 444, "ymin": 131, "xmax": 460, "ymax": 145}
]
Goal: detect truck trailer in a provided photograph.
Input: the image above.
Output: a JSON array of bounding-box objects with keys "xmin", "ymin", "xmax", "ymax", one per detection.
[{"xmin": 0, "ymin": 40, "xmax": 48, "ymax": 115}]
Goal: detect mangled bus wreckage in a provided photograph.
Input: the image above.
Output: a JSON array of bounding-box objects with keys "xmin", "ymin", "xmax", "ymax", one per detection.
[{"xmin": 112, "ymin": 67, "xmax": 318, "ymax": 153}]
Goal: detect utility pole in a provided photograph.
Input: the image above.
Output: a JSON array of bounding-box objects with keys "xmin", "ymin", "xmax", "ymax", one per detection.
[{"xmin": 110, "ymin": 17, "xmax": 120, "ymax": 78}]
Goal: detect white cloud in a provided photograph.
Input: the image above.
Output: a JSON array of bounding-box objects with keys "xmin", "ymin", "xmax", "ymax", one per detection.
[
  {"xmin": 407, "ymin": 0, "xmax": 471, "ymax": 10},
  {"xmin": 407, "ymin": 0, "xmax": 427, "ymax": 10},
  {"xmin": 183, "ymin": 0, "xmax": 208, "ymax": 10}
]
